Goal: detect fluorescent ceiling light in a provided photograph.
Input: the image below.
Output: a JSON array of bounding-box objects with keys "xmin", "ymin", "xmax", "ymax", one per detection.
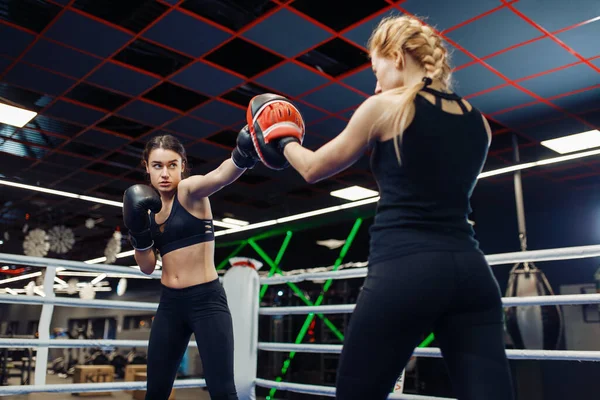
[
  {"xmin": 0, "ymin": 179, "xmax": 234, "ymax": 228},
  {"xmin": 0, "ymin": 103, "xmax": 37, "ymax": 128},
  {"xmin": 54, "ymin": 277, "xmax": 68, "ymax": 286},
  {"xmin": 541, "ymin": 130, "xmax": 600, "ymax": 154},
  {"xmin": 0, "ymin": 271, "xmax": 42, "ymax": 285},
  {"xmin": 84, "ymin": 256, "xmax": 110, "ymax": 265},
  {"xmin": 478, "ymin": 147, "xmax": 600, "ymax": 178},
  {"xmin": 75, "ymin": 145, "xmax": 600, "ymax": 263},
  {"xmin": 222, "ymin": 217, "xmax": 249, "ymax": 226},
  {"xmin": 91, "ymin": 273, "xmax": 107, "ymax": 285},
  {"xmin": 2, "ymin": 141, "xmax": 599, "ymax": 265},
  {"xmin": 330, "ymin": 185, "xmax": 379, "ymax": 201}
]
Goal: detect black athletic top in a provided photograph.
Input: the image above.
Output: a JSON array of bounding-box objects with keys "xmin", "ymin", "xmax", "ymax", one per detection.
[
  {"xmin": 150, "ymin": 192, "xmax": 214, "ymax": 257},
  {"xmin": 368, "ymin": 86, "xmax": 489, "ymax": 265}
]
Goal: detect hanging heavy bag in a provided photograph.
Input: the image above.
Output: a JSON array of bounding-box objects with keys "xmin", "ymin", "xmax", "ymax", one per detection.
[{"xmin": 505, "ymin": 263, "xmax": 563, "ymax": 350}]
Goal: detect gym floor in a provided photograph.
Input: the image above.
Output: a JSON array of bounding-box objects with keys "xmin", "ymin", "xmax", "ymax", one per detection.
[
  {"xmin": 2, "ymin": 373, "xmax": 271, "ymax": 399},
  {"xmin": 3, "ymin": 373, "xmax": 210, "ymax": 399}
]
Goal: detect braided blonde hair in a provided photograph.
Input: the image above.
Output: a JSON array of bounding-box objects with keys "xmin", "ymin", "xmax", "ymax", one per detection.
[{"xmin": 367, "ymin": 16, "xmax": 452, "ymax": 164}]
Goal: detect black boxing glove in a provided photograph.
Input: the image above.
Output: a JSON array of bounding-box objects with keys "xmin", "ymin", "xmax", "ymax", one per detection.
[
  {"xmin": 122, "ymin": 184, "xmax": 162, "ymax": 251},
  {"xmin": 231, "ymin": 125, "xmax": 259, "ymax": 169}
]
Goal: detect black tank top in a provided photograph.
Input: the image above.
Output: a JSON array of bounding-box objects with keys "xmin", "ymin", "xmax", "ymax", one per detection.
[
  {"xmin": 150, "ymin": 193, "xmax": 214, "ymax": 257},
  {"xmin": 368, "ymin": 87, "xmax": 489, "ymax": 265}
]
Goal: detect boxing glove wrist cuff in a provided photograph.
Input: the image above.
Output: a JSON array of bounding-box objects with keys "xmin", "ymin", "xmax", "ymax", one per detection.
[
  {"xmin": 278, "ymin": 137, "xmax": 300, "ymax": 153},
  {"xmin": 128, "ymin": 230, "xmax": 154, "ymax": 251},
  {"xmin": 231, "ymin": 148, "xmax": 257, "ymax": 169}
]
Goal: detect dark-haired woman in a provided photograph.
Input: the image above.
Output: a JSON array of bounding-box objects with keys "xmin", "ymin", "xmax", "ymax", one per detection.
[{"xmin": 122, "ymin": 129, "xmax": 258, "ymax": 400}]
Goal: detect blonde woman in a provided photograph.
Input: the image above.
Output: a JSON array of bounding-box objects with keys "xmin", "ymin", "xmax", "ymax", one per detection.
[{"xmin": 251, "ymin": 15, "xmax": 514, "ymax": 400}]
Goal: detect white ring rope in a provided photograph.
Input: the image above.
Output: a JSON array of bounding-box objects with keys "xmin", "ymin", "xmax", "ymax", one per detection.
[
  {"xmin": 259, "ymin": 294, "xmax": 600, "ymax": 316},
  {"xmin": 0, "ymin": 293, "xmax": 158, "ymax": 311},
  {"xmin": 0, "ymin": 252, "xmax": 161, "ymax": 278},
  {"xmin": 0, "ymin": 379, "xmax": 206, "ymax": 395},
  {"xmin": 259, "ymin": 244, "xmax": 600, "ymax": 285},
  {"xmin": 257, "ymin": 343, "xmax": 600, "ymax": 362},
  {"xmin": 255, "ymin": 378, "xmax": 456, "ymax": 399},
  {"xmin": 0, "ymin": 244, "xmax": 598, "ymax": 395},
  {"xmin": 1, "ymin": 290, "xmax": 596, "ymax": 323},
  {"xmin": 263, "ymin": 267, "xmax": 369, "ymax": 284},
  {"xmin": 2, "ymin": 243, "xmax": 599, "ymax": 284},
  {"xmin": 0, "ymin": 338, "xmax": 197, "ymax": 349}
]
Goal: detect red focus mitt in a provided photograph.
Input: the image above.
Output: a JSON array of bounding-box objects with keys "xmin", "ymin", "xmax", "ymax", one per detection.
[{"xmin": 246, "ymin": 93, "xmax": 305, "ymax": 170}]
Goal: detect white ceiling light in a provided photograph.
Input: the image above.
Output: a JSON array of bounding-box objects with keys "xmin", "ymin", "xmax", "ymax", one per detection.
[
  {"xmin": 541, "ymin": 130, "xmax": 600, "ymax": 154},
  {"xmin": 0, "ymin": 179, "xmax": 234, "ymax": 228},
  {"xmin": 330, "ymin": 185, "xmax": 379, "ymax": 201},
  {"xmin": 478, "ymin": 146, "xmax": 600, "ymax": 178},
  {"xmin": 0, "ymin": 103, "xmax": 37, "ymax": 128},
  {"xmin": 0, "ymin": 271, "xmax": 42, "ymax": 285},
  {"xmin": 221, "ymin": 217, "xmax": 249, "ymax": 226},
  {"xmin": 2, "ymin": 136, "xmax": 600, "ymax": 266},
  {"xmin": 91, "ymin": 273, "xmax": 107, "ymax": 285}
]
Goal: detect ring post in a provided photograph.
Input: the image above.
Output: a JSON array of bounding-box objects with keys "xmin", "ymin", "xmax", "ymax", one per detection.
[
  {"xmin": 34, "ymin": 266, "xmax": 57, "ymax": 385},
  {"xmin": 222, "ymin": 262, "xmax": 260, "ymax": 400}
]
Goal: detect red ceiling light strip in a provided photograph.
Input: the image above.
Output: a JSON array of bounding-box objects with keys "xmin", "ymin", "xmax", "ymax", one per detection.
[
  {"xmin": 553, "ymin": 15, "xmax": 600, "ymax": 34},
  {"xmin": 463, "ymin": 83, "xmax": 512, "ymax": 100},
  {"xmin": 503, "ymin": 0, "xmax": 600, "ymax": 74},
  {"xmin": 19, "ymin": 0, "xmax": 295, "ymax": 182},
  {"xmin": 453, "ymin": 15, "xmax": 600, "ymax": 72},
  {"xmin": 0, "ymin": 0, "xmax": 75, "ymax": 81},
  {"xmin": 474, "ymin": 34, "xmax": 547, "ymax": 61},
  {"xmin": 2, "ymin": 2, "xmax": 597, "ymax": 189},
  {"xmin": 442, "ymin": 0, "xmax": 520, "ymax": 34},
  {"xmin": 257, "ymin": 2, "xmax": 389, "ymax": 96},
  {"xmin": 18, "ymin": 1, "xmax": 190, "ymax": 173},
  {"xmin": 0, "ymin": 17, "xmax": 40, "ymax": 36},
  {"xmin": 548, "ymin": 84, "xmax": 600, "ymax": 101},
  {"xmin": 461, "ymin": 54, "xmax": 599, "ymax": 113},
  {"xmin": 396, "ymin": 6, "xmax": 600, "ymax": 132},
  {"xmin": 59, "ymin": 7, "xmax": 254, "ymax": 91},
  {"xmin": 0, "ymin": 19, "xmax": 244, "ymax": 131},
  {"xmin": 484, "ymin": 82, "xmax": 600, "ymax": 121},
  {"xmin": 487, "ymin": 101, "xmax": 541, "ymax": 117},
  {"xmin": 513, "ymin": 60, "xmax": 585, "ymax": 83},
  {"xmin": 129, "ymin": 1, "xmax": 362, "ymax": 121}
]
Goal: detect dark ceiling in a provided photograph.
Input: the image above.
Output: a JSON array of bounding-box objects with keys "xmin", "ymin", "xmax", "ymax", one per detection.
[{"xmin": 0, "ymin": 0, "xmax": 599, "ymax": 263}]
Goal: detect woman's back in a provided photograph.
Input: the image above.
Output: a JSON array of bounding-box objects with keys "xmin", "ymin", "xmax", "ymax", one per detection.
[{"xmin": 369, "ymin": 88, "xmax": 490, "ymax": 264}]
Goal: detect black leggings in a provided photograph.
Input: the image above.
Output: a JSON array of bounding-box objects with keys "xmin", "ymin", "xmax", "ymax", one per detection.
[
  {"xmin": 146, "ymin": 278, "xmax": 237, "ymax": 400},
  {"xmin": 336, "ymin": 251, "xmax": 514, "ymax": 400}
]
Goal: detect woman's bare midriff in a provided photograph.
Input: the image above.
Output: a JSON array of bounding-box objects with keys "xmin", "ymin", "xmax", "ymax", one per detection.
[{"xmin": 159, "ymin": 240, "xmax": 218, "ymax": 288}]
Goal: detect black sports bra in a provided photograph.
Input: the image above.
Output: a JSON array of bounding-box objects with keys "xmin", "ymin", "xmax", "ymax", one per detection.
[{"xmin": 149, "ymin": 193, "xmax": 214, "ymax": 257}]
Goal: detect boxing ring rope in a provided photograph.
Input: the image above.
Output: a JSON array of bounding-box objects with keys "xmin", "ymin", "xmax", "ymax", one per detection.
[
  {"xmin": 259, "ymin": 243, "xmax": 600, "ymax": 285},
  {"xmin": 257, "ymin": 343, "xmax": 600, "ymax": 362},
  {"xmin": 0, "ymin": 338, "xmax": 197, "ymax": 349},
  {"xmin": 1, "ymin": 243, "xmax": 600, "ymax": 398},
  {"xmin": 0, "ymin": 380, "xmax": 207, "ymax": 396},
  {"xmin": 0, "ymin": 293, "xmax": 157, "ymax": 310},
  {"xmin": 258, "ymin": 293, "xmax": 600, "ymax": 316}
]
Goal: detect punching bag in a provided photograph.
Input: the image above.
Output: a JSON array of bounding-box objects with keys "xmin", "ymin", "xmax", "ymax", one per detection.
[{"xmin": 505, "ymin": 262, "xmax": 563, "ymax": 350}]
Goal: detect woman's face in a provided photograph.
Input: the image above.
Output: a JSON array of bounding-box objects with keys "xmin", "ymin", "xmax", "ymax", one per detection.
[{"xmin": 145, "ymin": 148, "xmax": 184, "ymax": 194}]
